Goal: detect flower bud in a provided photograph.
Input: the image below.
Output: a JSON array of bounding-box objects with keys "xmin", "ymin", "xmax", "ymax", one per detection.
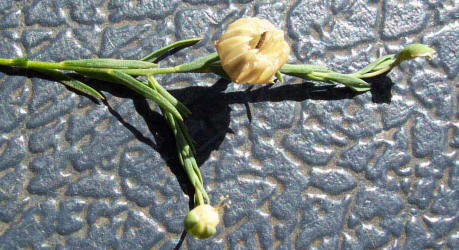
[
  {"xmin": 215, "ymin": 17, "xmax": 290, "ymax": 84},
  {"xmin": 397, "ymin": 44, "xmax": 436, "ymax": 61},
  {"xmin": 184, "ymin": 204, "xmax": 219, "ymax": 239}
]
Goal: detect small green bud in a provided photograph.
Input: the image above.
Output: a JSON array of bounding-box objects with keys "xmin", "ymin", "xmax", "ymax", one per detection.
[
  {"xmin": 397, "ymin": 44, "xmax": 436, "ymax": 61},
  {"xmin": 184, "ymin": 204, "xmax": 219, "ymax": 239}
]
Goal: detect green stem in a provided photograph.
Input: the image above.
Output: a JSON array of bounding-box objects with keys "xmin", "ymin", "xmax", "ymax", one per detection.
[
  {"xmin": 0, "ymin": 52, "xmax": 218, "ymax": 77},
  {"xmin": 0, "ymin": 58, "xmax": 15, "ymax": 66},
  {"xmin": 0, "ymin": 57, "xmax": 185, "ymax": 76}
]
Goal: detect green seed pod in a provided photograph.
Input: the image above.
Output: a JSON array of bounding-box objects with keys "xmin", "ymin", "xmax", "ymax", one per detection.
[
  {"xmin": 215, "ymin": 17, "xmax": 290, "ymax": 84},
  {"xmin": 184, "ymin": 204, "xmax": 219, "ymax": 239}
]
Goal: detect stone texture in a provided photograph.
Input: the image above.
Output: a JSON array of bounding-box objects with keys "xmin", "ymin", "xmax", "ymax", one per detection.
[{"xmin": 0, "ymin": 0, "xmax": 457, "ymax": 249}]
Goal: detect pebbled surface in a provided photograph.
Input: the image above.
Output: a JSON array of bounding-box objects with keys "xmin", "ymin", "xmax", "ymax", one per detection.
[{"xmin": 0, "ymin": 0, "xmax": 458, "ymax": 249}]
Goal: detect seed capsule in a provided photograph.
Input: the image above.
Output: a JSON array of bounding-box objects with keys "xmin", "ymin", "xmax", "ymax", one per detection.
[{"xmin": 215, "ymin": 17, "xmax": 290, "ymax": 84}]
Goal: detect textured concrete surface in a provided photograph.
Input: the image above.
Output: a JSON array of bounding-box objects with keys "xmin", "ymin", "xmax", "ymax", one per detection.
[{"xmin": 0, "ymin": 0, "xmax": 458, "ymax": 249}]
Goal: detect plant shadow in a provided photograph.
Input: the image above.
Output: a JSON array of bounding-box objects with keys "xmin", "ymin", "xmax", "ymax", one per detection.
[
  {"xmin": 0, "ymin": 66, "xmax": 393, "ymax": 249},
  {"xmin": 117, "ymin": 75, "xmax": 393, "ymax": 201},
  {"xmin": 0, "ymin": 65, "xmax": 394, "ymax": 196}
]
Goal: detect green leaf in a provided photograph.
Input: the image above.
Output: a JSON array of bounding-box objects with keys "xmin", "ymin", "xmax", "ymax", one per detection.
[
  {"xmin": 160, "ymin": 105, "xmax": 204, "ymax": 202},
  {"xmin": 316, "ymin": 72, "xmax": 370, "ymax": 92},
  {"xmin": 107, "ymin": 70, "xmax": 183, "ymax": 121},
  {"xmin": 141, "ymin": 37, "xmax": 202, "ymax": 62},
  {"xmin": 371, "ymin": 57, "xmax": 397, "ymax": 72},
  {"xmin": 75, "ymin": 70, "xmax": 117, "ymax": 83},
  {"xmin": 148, "ymin": 77, "xmax": 194, "ymax": 152},
  {"xmin": 190, "ymin": 157, "xmax": 202, "ymax": 184},
  {"xmin": 305, "ymin": 72, "xmax": 327, "ymax": 82},
  {"xmin": 176, "ymin": 118, "xmax": 196, "ymax": 154},
  {"xmin": 147, "ymin": 75, "xmax": 191, "ymax": 117},
  {"xmin": 33, "ymin": 68, "xmax": 104, "ymax": 100},
  {"xmin": 62, "ymin": 59, "xmax": 157, "ymax": 69},
  {"xmin": 280, "ymin": 64, "xmax": 331, "ymax": 79},
  {"xmin": 345, "ymin": 84, "xmax": 371, "ymax": 92},
  {"xmin": 355, "ymin": 55, "xmax": 395, "ymax": 76},
  {"xmin": 275, "ymin": 71, "xmax": 283, "ymax": 84}
]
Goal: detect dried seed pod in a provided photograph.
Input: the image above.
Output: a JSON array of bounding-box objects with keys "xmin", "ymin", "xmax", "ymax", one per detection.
[{"xmin": 215, "ymin": 17, "xmax": 290, "ymax": 84}]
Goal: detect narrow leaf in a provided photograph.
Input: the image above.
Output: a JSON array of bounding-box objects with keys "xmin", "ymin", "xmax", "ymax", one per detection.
[
  {"xmin": 76, "ymin": 71, "xmax": 117, "ymax": 82},
  {"xmin": 317, "ymin": 72, "xmax": 370, "ymax": 92},
  {"xmin": 355, "ymin": 55, "xmax": 395, "ymax": 75},
  {"xmin": 275, "ymin": 71, "xmax": 284, "ymax": 84},
  {"xmin": 142, "ymin": 37, "xmax": 202, "ymax": 62},
  {"xmin": 63, "ymin": 59, "xmax": 157, "ymax": 69},
  {"xmin": 34, "ymin": 68, "xmax": 104, "ymax": 100},
  {"xmin": 107, "ymin": 70, "xmax": 183, "ymax": 121},
  {"xmin": 147, "ymin": 75, "xmax": 191, "ymax": 117},
  {"xmin": 280, "ymin": 64, "xmax": 330, "ymax": 79},
  {"xmin": 176, "ymin": 118, "xmax": 196, "ymax": 154}
]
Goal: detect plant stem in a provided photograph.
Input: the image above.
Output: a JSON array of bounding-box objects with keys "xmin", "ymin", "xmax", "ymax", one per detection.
[
  {"xmin": 148, "ymin": 75, "xmax": 208, "ymax": 205},
  {"xmin": 0, "ymin": 57, "xmax": 187, "ymax": 76}
]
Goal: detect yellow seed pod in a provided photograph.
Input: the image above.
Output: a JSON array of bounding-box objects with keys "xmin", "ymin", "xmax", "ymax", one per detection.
[{"xmin": 215, "ymin": 17, "xmax": 290, "ymax": 84}]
